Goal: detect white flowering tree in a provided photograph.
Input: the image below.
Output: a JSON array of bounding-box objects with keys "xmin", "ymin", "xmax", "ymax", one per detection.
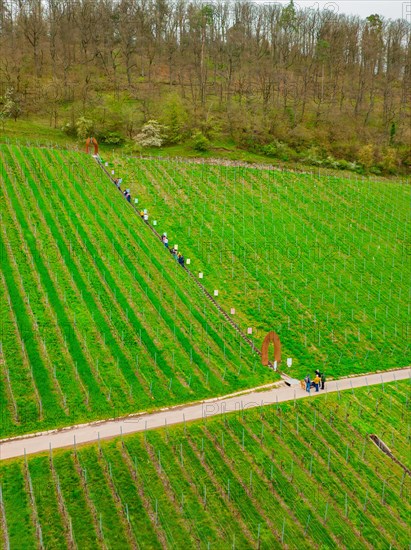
[
  {"xmin": 135, "ymin": 120, "xmax": 167, "ymax": 147},
  {"xmin": 0, "ymin": 88, "xmax": 21, "ymax": 129}
]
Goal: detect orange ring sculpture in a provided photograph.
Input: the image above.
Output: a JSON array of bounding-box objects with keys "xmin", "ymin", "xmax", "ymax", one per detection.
[
  {"xmin": 261, "ymin": 331, "xmax": 281, "ymax": 366},
  {"xmin": 85, "ymin": 137, "xmax": 99, "ymax": 155}
]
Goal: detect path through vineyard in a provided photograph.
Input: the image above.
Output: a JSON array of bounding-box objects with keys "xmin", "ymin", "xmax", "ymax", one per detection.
[{"xmin": 1, "ymin": 367, "xmax": 409, "ymax": 461}]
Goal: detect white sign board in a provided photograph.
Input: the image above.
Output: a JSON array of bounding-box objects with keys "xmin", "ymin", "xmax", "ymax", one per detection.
[
  {"xmin": 186, "ymin": 259, "xmax": 191, "ymax": 265},
  {"xmin": 287, "ymin": 357, "xmax": 292, "ymax": 368},
  {"xmin": 214, "ymin": 290, "xmax": 219, "ymax": 296},
  {"xmin": 153, "ymin": 220, "xmax": 157, "ymax": 226},
  {"xmin": 134, "ymin": 198, "xmax": 138, "ymax": 204},
  {"xmin": 247, "ymin": 327, "xmax": 252, "ymax": 334},
  {"xmin": 230, "ymin": 308, "xmax": 235, "ymax": 315},
  {"xmin": 199, "ymin": 272, "xmax": 203, "ymax": 278}
]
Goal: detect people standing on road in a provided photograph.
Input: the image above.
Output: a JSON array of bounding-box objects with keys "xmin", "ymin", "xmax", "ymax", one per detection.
[
  {"xmin": 320, "ymin": 372, "xmax": 326, "ymax": 390},
  {"xmin": 313, "ymin": 373, "xmax": 321, "ymax": 392},
  {"xmin": 304, "ymin": 375, "xmax": 311, "ymax": 392}
]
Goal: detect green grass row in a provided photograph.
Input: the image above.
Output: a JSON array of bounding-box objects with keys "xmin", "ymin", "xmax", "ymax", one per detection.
[{"xmin": 0, "ymin": 381, "xmax": 409, "ymax": 549}]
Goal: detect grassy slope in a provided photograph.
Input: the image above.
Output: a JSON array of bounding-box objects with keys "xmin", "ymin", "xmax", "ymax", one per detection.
[
  {"xmin": 0, "ymin": 144, "xmax": 275, "ymax": 438},
  {"xmin": 110, "ymin": 155, "xmax": 411, "ymax": 379},
  {"xmin": 0, "ymin": 381, "xmax": 409, "ymax": 549}
]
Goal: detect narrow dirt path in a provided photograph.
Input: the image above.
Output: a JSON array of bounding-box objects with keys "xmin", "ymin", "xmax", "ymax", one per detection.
[{"xmin": 1, "ymin": 368, "xmax": 409, "ymax": 461}]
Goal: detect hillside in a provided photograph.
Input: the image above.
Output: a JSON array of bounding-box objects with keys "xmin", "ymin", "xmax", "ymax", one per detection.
[
  {"xmin": 107, "ymin": 154, "xmax": 411, "ymax": 378},
  {"xmin": 0, "ymin": 2, "xmax": 410, "ymax": 174},
  {"xmin": 0, "ymin": 144, "xmax": 275, "ymax": 438},
  {"xmin": 0, "ymin": 142, "xmax": 410, "ymax": 550},
  {"xmin": 0, "ymin": 380, "xmax": 409, "ymax": 548}
]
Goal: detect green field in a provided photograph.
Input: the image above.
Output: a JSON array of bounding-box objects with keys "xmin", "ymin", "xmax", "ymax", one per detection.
[
  {"xmin": 0, "ymin": 381, "xmax": 409, "ymax": 549},
  {"xmin": 113, "ymin": 154, "xmax": 410, "ymax": 377},
  {"xmin": 0, "ymin": 144, "xmax": 275, "ymax": 438},
  {"xmin": 0, "ymin": 145, "xmax": 410, "ymax": 438},
  {"xmin": 0, "ymin": 144, "xmax": 410, "ymax": 549}
]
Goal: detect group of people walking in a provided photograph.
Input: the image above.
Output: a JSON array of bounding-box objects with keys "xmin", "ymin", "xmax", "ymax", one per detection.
[
  {"xmin": 112, "ymin": 171, "xmax": 187, "ymax": 269},
  {"xmin": 304, "ymin": 370, "xmax": 326, "ymax": 392},
  {"xmin": 139, "ymin": 209, "xmax": 149, "ymax": 222},
  {"xmin": 162, "ymin": 233, "xmax": 185, "ymax": 267},
  {"xmin": 113, "ymin": 177, "xmax": 131, "ymax": 202}
]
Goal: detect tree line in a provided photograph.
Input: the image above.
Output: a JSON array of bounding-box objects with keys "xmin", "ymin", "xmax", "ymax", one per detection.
[{"xmin": 0, "ymin": 0, "xmax": 410, "ymax": 172}]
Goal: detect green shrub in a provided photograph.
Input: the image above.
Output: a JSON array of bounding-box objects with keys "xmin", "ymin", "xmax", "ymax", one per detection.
[
  {"xmin": 61, "ymin": 122, "xmax": 77, "ymax": 137},
  {"xmin": 97, "ymin": 131, "xmax": 124, "ymax": 146},
  {"xmin": 260, "ymin": 140, "xmax": 295, "ymax": 161},
  {"xmin": 191, "ymin": 131, "xmax": 210, "ymax": 152}
]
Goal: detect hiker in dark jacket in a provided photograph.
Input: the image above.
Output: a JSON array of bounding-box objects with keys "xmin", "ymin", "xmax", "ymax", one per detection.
[{"xmin": 320, "ymin": 372, "xmax": 326, "ymax": 390}]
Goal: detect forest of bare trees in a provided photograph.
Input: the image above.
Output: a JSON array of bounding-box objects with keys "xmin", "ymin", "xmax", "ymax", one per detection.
[{"xmin": 0, "ymin": 0, "xmax": 410, "ymax": 170}]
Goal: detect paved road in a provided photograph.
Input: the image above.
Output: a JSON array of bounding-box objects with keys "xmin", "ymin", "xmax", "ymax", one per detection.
[{"xmin": 1, "ymin": 368, "xmax": 409, "ymax": 461}]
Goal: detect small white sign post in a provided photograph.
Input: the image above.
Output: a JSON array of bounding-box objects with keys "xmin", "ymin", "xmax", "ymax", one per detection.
[
  {"xmin": 199, "ymin": 272, "xmax": 203, "ymax": 279},
  {"xmin": 287, "ymin": 358, "xmax": 292, "ymax": 368},
  {"xmin": 186, "ymin": 259, "xmax": 191, "ymax": 265},
  {"xmin": 214, "ymin": 290, "xmax": 219, "ymax": 296},
  {"xmin": 247, "ymin": 327, "xmax": 252, "ymax": 334},
  {"xmin": 230, "ymin": 308, "xmax": 235, "ymax": 315}
]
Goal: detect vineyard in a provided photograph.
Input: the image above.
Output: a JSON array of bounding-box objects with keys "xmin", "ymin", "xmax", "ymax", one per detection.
[
  {"xmin": 0, "ymin": 144, "xmax": 410, "ymax": 549},
  {"xmin": 113, "ymin": 155, "xmax": 411, "ymax": 378},
  {"xmin": 0, "ymin": 144, "xmax": 410, "ymax": 439},
  {"xmin": 0, "ymin": 381, "xmax": 409, "ymax": 549},
  {"xmin": 0, "ymin": 144, "xmax": 275, "ymax": 438}
]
